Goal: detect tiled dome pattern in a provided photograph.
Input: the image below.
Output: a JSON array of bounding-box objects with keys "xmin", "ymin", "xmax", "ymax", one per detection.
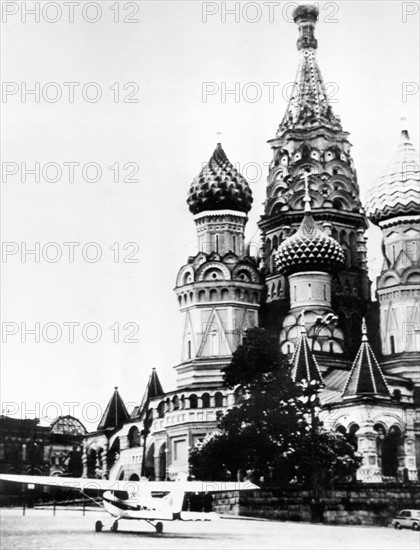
[
  {"xmin": 187, "ymin": 144, "xmax": 253, "ymax": 215},
  {"xmin": 365, "ymin": 129, "xmax": 420, "ymax": 225},
  {"xmin": 275, "ymin": 212, "xmax": 345, "ymax": 276}
]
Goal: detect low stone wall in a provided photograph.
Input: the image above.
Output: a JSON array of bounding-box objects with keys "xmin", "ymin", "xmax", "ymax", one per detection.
[{"xmin": 212, "ymin": 484, "xmax": 420, "ymax": 526}]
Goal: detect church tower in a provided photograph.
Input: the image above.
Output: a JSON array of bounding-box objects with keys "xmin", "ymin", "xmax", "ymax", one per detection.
[
  {"xmin": 366, "ymin": 124, "xmax": 420, "ymax": 384},
  {"xmin": 174, "ymin": 144, "xmax": 263, "ymax": 389},
  {"xmin": 259, "ymin": 5, "xmax": 370, "ymax": 357},
  {"xmin": 275, "ymin": 172, "xmax": 346, "ymax": 354}
]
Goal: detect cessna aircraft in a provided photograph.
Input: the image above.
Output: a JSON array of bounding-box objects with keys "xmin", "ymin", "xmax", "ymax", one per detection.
[{"xmin": 0, "ymin": 473, "xmax": 258, "ymax": 534}]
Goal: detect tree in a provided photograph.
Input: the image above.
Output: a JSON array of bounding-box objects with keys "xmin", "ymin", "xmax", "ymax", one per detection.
[
  {"xmin": 292, "ymin": 429, "xmax": 361, "ymax": 490},
  {"xmin": 189, "ymin": 328, "xmax": 361, "ymax": 488},
  {"xmin": 190, "ymin": 328, "xmax": 308, "ymax": 483}
]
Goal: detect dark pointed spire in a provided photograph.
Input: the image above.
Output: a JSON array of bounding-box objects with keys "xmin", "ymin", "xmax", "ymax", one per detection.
[
  {"xmin": 291, "ymin": 311, "xmax": 323, "ymax": 384},
  {"xmin": 97, "ymin": 387, "xmax": 130, "ymax": 431},
  {"xmin": 138, "ymin": 368, "xmax": 164, "ymax": 414},
  {"xmin": 342, "ymin": 319, "xmax": 391, "ymax": 398}
]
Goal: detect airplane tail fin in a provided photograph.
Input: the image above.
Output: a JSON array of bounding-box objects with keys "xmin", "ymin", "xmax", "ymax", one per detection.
[
  {"xmin": 169, "ymin": 485, "xmax": 186, "ymax": 514},
  {"xmin": 161, "ymin": 481, "xmax": 186, "ymax": 514}
]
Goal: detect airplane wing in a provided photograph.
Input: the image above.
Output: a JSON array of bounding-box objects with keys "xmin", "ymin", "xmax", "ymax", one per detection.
[{"xmin": 0, "ymin": 474, "xmax": 259, "ymax": 494}]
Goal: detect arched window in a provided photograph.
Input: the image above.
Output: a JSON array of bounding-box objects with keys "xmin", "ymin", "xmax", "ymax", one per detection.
[
  {"xmin": 214, "ymin": 392, "xmax": 224, "ymax": 408},
  {"xmin": 189, "ymin": 394, "xmax": 198, "ymax": 409},
  {"xmin": 201, "ymin": 393, "xmax": 210, "ymax": 408},
  {"xmin": 348, "ymin": 424, "xmax": 359, "ymax": 451},
  {"xmin": 221, "ymin": 289, "xmax": 229, "ymax": 301},
  {"xmin": 382, "ymin": 426, "xmax": 401, "ymax": 477},
  {"xmin": 172, "ymin": 395, "xmax": 179, "ymax": 410},
  {"xmin": 128, "ymin": 426, "xmax": 141, "ymax": 448},
  {"xmin": 157, "ymin": 401, "xmax": 165, "ymax": 418}
]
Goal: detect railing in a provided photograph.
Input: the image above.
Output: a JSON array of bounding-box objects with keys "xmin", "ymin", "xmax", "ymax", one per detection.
[{"xmin": 152, "ymin": 407, "xmax": 224, "ymax": 432}]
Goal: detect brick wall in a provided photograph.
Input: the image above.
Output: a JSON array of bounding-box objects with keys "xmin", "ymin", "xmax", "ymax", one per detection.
[{"xmin": 212, "ymin": 485, "xmax": 420, "ymax": 526}]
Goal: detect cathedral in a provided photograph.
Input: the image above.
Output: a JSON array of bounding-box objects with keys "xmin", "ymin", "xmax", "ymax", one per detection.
[{"xmin": 83, "ymin": 5, "xmax": 420, "ymax": 484}]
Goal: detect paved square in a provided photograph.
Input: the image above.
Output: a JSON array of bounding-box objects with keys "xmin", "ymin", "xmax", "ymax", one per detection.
[{"xmin": 1, "ymin": 508, "xmax": 419, "ymax": 550}]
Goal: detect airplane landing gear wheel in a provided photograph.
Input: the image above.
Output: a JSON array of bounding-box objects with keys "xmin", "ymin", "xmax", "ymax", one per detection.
[
  {"xmin": 95, "ymin": 521, "xmax": 103, "ymax": 532},
  {"xmin": 111, "ymin": 521, "xmax": 119, "ymax": 532},
  {"xmin": 155, "ymin": 521, "xmax": 163, "ymax": 534}
]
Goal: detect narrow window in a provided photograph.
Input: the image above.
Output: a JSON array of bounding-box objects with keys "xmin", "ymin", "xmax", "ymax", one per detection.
[
  {"xmin": 215, "ymin": 234, "xmax": 219, "ymax": 253},
  {"xmin": 294, "ymin": 285, "xmax": 297, "ymax": 301},
  {"xmin": 233, "ymin": 235, "xmax": 236, "ymax": 253},
  {"xmin": 188, "ymin": 340, "xmax": 191, "ymax": 359},
  {"xmin": 308, "ymin": 283, "xmax": 312, "ymax": 299},
  {"xmin": 390, "ymin": 335, "xmax": 395, "ymax": 354},
  {"xmin": 323, "ymin": 285, "xmax": 327, "ymax": 300},
  {"xmin": 392, "ymin": 245, "xmax": 395, "ymax": 263}
]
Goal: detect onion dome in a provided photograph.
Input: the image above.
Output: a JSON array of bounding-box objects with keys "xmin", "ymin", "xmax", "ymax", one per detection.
[
  {"xmin": 275, "ymin": 174, "xmax": 345, "ymax": 276},
  {"xmin": 187, "ymin": 143, "xmax": 253, "ymax": 215},
  {"xmin": 365, "ymin": 125, "xmax": 420, "ymax": 225}
]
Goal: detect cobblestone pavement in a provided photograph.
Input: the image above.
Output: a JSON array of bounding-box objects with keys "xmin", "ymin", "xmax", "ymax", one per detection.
[{"xmin": 1, "ymin": 508, "xmax": 419, "ymax": 550}]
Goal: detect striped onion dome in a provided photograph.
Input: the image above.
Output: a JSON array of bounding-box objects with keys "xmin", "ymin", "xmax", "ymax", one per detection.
[
  {"xmin": 365, "ymin": 127, "xmax": 420, "ymax": 225},
  {"xmin": 275, "ymin": 211, "xmax": 345, "ymax": 276},
  {"xmin": 187, "ymin": 144, "xmax": 253, "ymax": 215}
]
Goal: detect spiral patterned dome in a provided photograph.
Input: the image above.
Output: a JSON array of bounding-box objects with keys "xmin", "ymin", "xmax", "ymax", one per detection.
[
  {"xmin": 365, "ymin": 128, "xmax": 420, "ymax": 225},
  {"xmin": 275, "ymin": 212, "xmax": 345, "ymax": 276},
  {"xmin": 187, "ymin": 143, "xmax": 253, "ymax": 215}
]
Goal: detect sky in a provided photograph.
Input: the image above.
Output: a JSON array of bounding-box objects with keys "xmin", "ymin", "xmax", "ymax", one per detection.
[{"xmin": 1, "ymin": 1, "xmax": 419, "ymax": 430}]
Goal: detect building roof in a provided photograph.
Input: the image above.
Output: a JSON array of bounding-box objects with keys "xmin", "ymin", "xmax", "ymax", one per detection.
[
  {"xmin": 50, "ymin": 415, "xmax": 86, "ymax": 436},
  {"xmin": 187, "ymin": 143, "xmax": 253, "ymax": 215},
  {"xmin": 97, "ymin": 387, "xmax": 130, "ymax": 431},
  {"xmin": 291, "ymin": 313, "xmax": 324, "ymax": 384},
  {"xmin": 137, "ymin": 368, "xmax": 164, "ymax": 415},
  {"xmin": 365, "ymin": 124, "xmax": 420, "ymax": 225},
  {"xmin": 277, "ymin": 5, "xmax": 342, "ymax": 135},
  {"xmin": 342, "ymin": 319, "xmax": 391, "ymax": 399}
]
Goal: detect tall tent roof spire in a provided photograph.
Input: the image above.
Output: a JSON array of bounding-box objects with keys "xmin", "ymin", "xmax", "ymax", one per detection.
[
  {"xmin": 291, "ymin": 311, "xmax": 324, "ymax": 384},
  {"xmin": 139, "ymin": 368, "xmax": 164, "ymax": 413},
  {"xmin": 97, "ymin": 387, "xmax": 130, "ymax": 431},
  {"xmin": 277, "ymin": 5, "xmax": 342, "ymax": 135},
  {"xmin": 342, "ymin": 318, "xmax": 391, "ymax": 399}
]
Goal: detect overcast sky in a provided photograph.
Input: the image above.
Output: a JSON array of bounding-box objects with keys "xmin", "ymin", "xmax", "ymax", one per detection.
[{"xmin": 1, "ymin": 1, "xmax": 419, "ymax": 430}]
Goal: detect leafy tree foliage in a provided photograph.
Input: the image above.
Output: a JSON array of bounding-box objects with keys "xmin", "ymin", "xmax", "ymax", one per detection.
[{"xmin": 189, "ymin": 328, "xmax": 361, "ymax": 487}]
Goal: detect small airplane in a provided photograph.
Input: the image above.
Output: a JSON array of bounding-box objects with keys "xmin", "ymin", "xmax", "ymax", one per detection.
[{"xmin": 0, "ymin": 473, "xmax": 259, "ymax": 534}]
